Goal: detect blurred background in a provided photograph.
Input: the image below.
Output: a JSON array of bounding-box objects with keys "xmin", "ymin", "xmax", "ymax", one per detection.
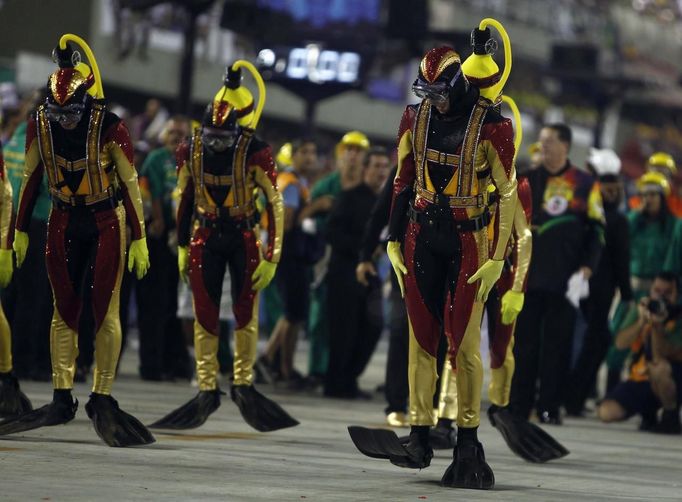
[{"xmin": 1, "ymin": 0, "xmax": 681, "ymax": 175}]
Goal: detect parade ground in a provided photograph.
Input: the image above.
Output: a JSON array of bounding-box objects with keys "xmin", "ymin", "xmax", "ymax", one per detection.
[{"xmin": 1, "ymin": 340, "xmax": 680, "ymax": 502}]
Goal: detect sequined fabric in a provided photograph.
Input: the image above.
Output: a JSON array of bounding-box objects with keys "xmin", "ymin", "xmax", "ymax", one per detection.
[
  {"xmin": 49, "ymin": 68, "xmax": 87, "ymax": 105},
  {"xmin": 419, "ymin": 46, "xmax": 461, "ymax": 83}
]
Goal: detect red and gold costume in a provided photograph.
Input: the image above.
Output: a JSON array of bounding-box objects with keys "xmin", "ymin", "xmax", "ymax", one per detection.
[
  {"xmin": 349, "ymin": 42, "xmax": 517, "ymax": 491},
  {"xmin": 0, "ymin": 144, "xmax": 32, "ymax": 418},
  {"xmin": 431, "ymin": 177, "xmax": 531, "ymax": 448},
  {"xmin": 351, "ymin": 29, "xmax": 567, "ymax": 477},
  {"xmin": 486, "ymin": 177, "xmax": 532, "ymax": 404},
  {"xmin": 151, "ymin": 62, "xmax": 297, "ymax": 432},
  {"xmin": 0, "ymin": 35, "xmax": 153, "ymax": 447}
]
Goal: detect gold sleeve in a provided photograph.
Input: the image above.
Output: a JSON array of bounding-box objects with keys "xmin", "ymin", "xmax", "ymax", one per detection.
[
  {"xmin": 511, "ymin": 198, "xmax": 532, "ymax": 292},
  {"xmin": 109, "ymin": 143, "xmax": 146, "ymax": 240},
  {"xmin": 0, "ymin": 174, "xmax": 12, "ymax": 249},
  {"xmin": 253, "ymin": 160, "xmax": 284, "ymax": 264},
  {"xmin": 484, "ymin": 122, "xmax": 518, "ymax": 261}
]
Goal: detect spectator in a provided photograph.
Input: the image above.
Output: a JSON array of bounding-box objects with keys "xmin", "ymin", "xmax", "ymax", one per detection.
[
  {"xmin": 260, "ymin": 138, "xmax": 317, "ymax": 387},
  {"xmin": 130, "ymin": 98, "xmax": 169, "ymax": 149},
  {"xmin": 356, "ymin": 164, "xmax": 409, "ymax": 423},
  {"xmin": 629, "ymin": 153, "xmax": 682, "ymax": 217},
  {"xmin": 630, "ymin": 172, "xmax": 678, "ymax": 295},
  {"xmin": 324, "ymin": 146, "xmax": 390, "ymax": 399},
  {"xmin": 565, "ymin": 149, "xmax": 632, "ymax": 415},
  {"xmin": 510, "ymin": 123, "xmax": 604, "ymax": 425},
  {"xmin": 137, "ymin": 116, "xmax": 191, "ymax": 380},
  {"xmin": 606, "ymin": 171, "xmax": 680, "ymax": 391},
  {"xmin": 528, "ymin": 141, "xmax": 543, "ymax": 170},
  {"xmin": 301, "ymin": 131, "xmax": 369, "ymax": 386},
  {"xmin": 598, "ymin": 272, "xmax": 682, "ymax": 434}
]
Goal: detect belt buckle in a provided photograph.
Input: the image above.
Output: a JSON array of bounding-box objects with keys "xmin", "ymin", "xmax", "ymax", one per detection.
[
  {"xmin": 439, "ymin": 151, "xmax": 447, "ymax": 165},
  {"xmin": 434, "ymin": 193, "xmax": 449, "ymax": 206}
]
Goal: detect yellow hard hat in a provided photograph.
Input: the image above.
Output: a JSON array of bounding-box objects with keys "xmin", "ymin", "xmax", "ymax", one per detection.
[
  {"xmin": 637, "ymin": 171, "xmax": 671, "ymax": 197},
  {"xmin": 340, "ymin": 130, "xmax": 370, "ymax": 149},
  {"xmin": 528, "ymin": 142, "xmax": 541, "ymax": 155},
  {"xmin": 647, "ymin": 152, "xmax": 676, "ymax": 174},
  {"xmin": 276, "ymin": 142, "xmax": 292, "ymax": 167}
]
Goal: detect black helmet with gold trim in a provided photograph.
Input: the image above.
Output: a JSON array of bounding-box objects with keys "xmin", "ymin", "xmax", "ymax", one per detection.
[{"xmin": 412, "ymin": 46, "xmax": 469, "ymax": 108}]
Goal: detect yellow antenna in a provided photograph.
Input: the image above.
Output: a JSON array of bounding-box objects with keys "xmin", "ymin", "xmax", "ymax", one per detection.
[
  {"xmin": 501, "ymin": 95, "xmax": 522, "ymax": 161},
  {"xmin": 59, "ymin": 34, "xmax": 104, "ymax": 99},
  {"xmin": 478, "ymin": 18, "xmax": 511, "ymax": 101},
  {"xmin": 232, "ymin": 60, "xmax": 266, "ymax": 129}
]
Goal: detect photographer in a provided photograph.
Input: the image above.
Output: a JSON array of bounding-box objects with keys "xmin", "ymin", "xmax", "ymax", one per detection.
[{"xmin": 598, "ymin": 272, "xmax": 682, "ymax": 434}]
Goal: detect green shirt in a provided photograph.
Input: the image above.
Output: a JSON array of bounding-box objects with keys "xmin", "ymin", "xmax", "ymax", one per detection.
[
  {"xmin": 3, "ymin": 122, "xmax": 51, "ymax": 222},
  {"xmin": 310, "ymin": 170, "xmax": 342, "ymax": 233},
  {"xmin": 311, "ymin": 170, "xmax": 342, "ymax": 200},
  {"xmin": 140, "ymin": 147, "xmax": 176, "ymax": 226},
  {"xmin": 664, "ymin": 218, "xmax": 682, "ymax": 277},
  {"xmin": 610, "ymin": 301, "xmax": 682, "ymax": 378},
  {"xmin": 628, "ymin": 211, "xmax": 678, "ymax": 280}
]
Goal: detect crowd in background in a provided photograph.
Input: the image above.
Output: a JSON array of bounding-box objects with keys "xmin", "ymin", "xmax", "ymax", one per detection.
[{"xmin": 2, "ymin": 87, "xmax": 682, "ymax": 435}]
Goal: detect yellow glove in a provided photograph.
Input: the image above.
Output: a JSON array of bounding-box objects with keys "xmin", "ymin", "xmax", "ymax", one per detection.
[
  {"xmin": 0, "ymin": 249, "xmax": 13, "ymax": 287},
  {"xmin": 252, "ymin": 260, "xmax": 277, "ymax": 291},
  {"xmin": 467, "ymin": 259, "xmax": 504, "ymax": 303},
  {"xmin": 13, "ymin": 230, "xmax": 29, "ymax": 269},
  {"xmin": 178, "ymin": 246, "xmax": 189, "ymax": 284},
  {"xmin": 128, "ymin": 237, "xmax": 150, "ymax": 280},
  {"xmin": 387, "ymin": 241, "xmax": 407, "ymax": 297},
  {"xmin": 501, "ymin": 290, "xmax": 524, "ymax": 325}
]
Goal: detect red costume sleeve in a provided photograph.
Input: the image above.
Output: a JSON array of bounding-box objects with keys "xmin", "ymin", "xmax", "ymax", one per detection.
[{"xmin": 104, "ymin": 121, "xmax": 146, "ymax": 240}]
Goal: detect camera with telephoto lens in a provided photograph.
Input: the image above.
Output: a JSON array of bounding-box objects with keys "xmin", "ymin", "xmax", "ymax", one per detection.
[
  {"xmin": 647, "ymin": 299, "xmax": 666, "ymax": 315},
  {"xmin": 647, "ymin": 299, "xmax": 682, "ymax": 320}
]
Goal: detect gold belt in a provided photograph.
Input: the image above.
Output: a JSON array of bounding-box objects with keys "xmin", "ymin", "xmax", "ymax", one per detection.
[
  {"xmin": 55, "ymin": 157, "xmax": 87, "ymax": 172},
  {"xmin": 415, "ymin": 185, "xmax": 486, "ymax": 208},
  {"xmin": 203, "ymin": 173, "xmax": 232, "ymax": 186},
  {"xmin": 425, "ymin": 148, "xmax": 460, "ymax": 167},
  {"xmin": 50, "ymin": 187, "xmax": 117, "ymax": 206},
  {"xmin": 197, "ymin": 201, "xmax": 255, "ymax": 218}
]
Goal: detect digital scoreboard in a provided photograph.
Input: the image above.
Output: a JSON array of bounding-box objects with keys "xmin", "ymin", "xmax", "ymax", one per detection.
[{"xmin": 257, "ymin": 45, "xmax": 362, "ymax": 86}]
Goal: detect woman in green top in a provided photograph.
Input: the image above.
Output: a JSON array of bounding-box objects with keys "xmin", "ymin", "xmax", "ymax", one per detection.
[
  {"xmin": 607, "ymin": 171, "xmax": 679, "ymax": 391},
  {"xmin": 628, "ymin": 172, "xmax": 679, "ymax": 297}
]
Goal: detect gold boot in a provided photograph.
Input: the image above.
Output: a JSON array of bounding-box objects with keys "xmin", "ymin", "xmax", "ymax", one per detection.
[{"xmin": 386, "ymin": 411, "xmax": 409, "ymax": 428}]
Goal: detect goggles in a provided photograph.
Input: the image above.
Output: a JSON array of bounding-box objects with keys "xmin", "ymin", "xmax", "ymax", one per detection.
[
  {"xmin": 411, "ymin": 67, "xmax": 462, "ymax": 104},
  {"xmin": 202, "ymin": 127, "xmax": 238, "ymax": 151},
  {"xmin": 45, "ymin": 102, "xmax": 85, "ymax": 125}
]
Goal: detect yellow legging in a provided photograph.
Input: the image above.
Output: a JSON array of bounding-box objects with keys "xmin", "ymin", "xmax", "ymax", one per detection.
[{"xmin": 0, "ymin": 305, "xmax": 11, "ymax": 373}]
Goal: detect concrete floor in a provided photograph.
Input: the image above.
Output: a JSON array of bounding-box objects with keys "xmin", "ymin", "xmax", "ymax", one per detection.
[{"xmin": 1, "ymin": 340, "xmax": 681, "ymax": 501}]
